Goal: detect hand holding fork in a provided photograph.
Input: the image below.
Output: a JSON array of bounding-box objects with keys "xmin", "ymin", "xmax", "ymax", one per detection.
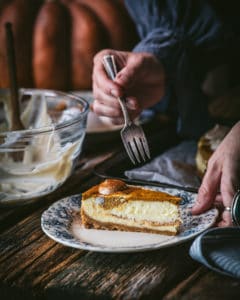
[{"xmin": 103, "ymin": 55, "xmax": 151, "ymax": 164}]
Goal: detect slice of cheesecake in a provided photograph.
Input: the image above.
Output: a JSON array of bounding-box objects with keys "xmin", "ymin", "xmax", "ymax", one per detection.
[{"xmin": 81, "ymin": 179, "xmax": 182, "ymax": 235}]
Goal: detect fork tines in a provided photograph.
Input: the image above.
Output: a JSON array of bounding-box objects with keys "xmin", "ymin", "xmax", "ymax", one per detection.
[{"xmin": 121, "ymin": 123, "xmax": 151, "ymax": 165}]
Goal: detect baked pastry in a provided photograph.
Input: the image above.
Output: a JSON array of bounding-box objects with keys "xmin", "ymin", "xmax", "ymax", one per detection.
[
  {"xmin": 196, "ymin": 124, "xmax": 230, "ymax": 177},
  {"xmin": 81, "ymin": 179, "xmax": 182, "ymax": 236}
]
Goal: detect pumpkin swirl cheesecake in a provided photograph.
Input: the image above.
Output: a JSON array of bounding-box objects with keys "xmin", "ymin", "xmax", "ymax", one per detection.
[{"xmin": 81, "ymin": 179, "xmax": 182, "ymax": 235}]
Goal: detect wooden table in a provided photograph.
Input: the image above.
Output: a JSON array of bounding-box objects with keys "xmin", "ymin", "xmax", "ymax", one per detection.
[{"xmin": 1, "ymin": 122, "xmax": 240, "ymax": 300}]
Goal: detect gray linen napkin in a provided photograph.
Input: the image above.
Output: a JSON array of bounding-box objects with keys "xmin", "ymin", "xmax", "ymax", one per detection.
[
  {"xmin": 190, "ymin": 227, "xmax": 240, "ymax": 279},
  {"xmin": 125, "ymin": 140, "xmax": 200, "ymax": 189}
]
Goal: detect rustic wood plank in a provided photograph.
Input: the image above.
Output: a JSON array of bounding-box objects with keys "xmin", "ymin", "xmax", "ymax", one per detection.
[
  {"xmin": 6, "ymin": 242, "xmax": 86, "ymax": 288},
  {"xmin": 0, "ymin": 209, "xmax": 45, "ymax": 264},
  {"xmin": 0, "ymin": 203, "xmax": 87, "ymax": 293},
  {"xmin": 44, "ymin": 242, "xmax": 199, "ymax": 300},
  {"xmin": 0, "ymin": 245, "xmax": 87, "ymax": 300},
  {"xmin": 0, "ymin": 203, "xmax": 46, "ymax": 234},
  {"xmin": 0, "ymin": 167, "xmax": 111, "ymax": 299},
  {"xmin": 164, "ymin": 270, "xmax": 240, "ymax": 300},
  {"xmin": 163, "ymin": 266, "xmax": 208, "ymax": 299},
  {"xmin": 1, "ymin": 235, "xmax": 55, "ymax": 282}
]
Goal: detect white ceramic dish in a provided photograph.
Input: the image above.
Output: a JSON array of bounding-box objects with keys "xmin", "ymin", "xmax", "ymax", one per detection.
[{"xmin": 41, "ymin": 186, "xmax": 218, "ymax": 253}]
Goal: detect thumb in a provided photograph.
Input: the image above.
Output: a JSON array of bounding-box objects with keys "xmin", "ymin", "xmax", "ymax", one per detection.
[{"xmin": 115, "ymin": 55, "xmax": 141, "ymax": 88}]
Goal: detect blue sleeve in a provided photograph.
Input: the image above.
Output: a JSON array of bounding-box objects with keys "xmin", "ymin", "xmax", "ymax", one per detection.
[
  {"xmin": 124, "ymin": 0, "xmax": 239, "ymax": 138},
  {"xmin": 124, "ymin": 0, "xmax": 223, "ymax": 78}
]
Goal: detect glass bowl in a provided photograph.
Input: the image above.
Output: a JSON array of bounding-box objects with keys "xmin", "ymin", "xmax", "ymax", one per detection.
[{"xmin": 0, "ymin": 88, "xmax": 89, "ymax": 206}]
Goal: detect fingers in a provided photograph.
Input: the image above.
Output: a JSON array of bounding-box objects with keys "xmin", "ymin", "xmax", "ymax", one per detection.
[
  {"xmin": 191, "ymin": 156, "xmax": 233, "ymax": 227},
  {"xmin": 211, "ymin": 194, "xmax": 233, "ymax": 226},
  {"xmin": 217, "ymin": 211, "xmax": 233, "ymax": 227},
  {"xmin": 192, "ymin": 156, "xmax": 221, "ymax": 215},
  {"xmin": 92, "ymin": 49, "xmax": 139, "ymax": 120},
  {"xmin": 92, "ymin": 93, "xmax": 141, "ymax": 125},
  {"xmin": 92, "ymin": 49, "xmax": 142, "ymax": 123},
  {"xmin": 93, "ymin": 49, "xmax": 125, "ymax": 99},
  {"xmin": 115, "ymin": 54, "xmax": 142, "ymax": 87},
  {"xmin": 93, "ymin": 82, "xmax": 120, "ymax": 109},
  {"xmin": 192, "ymin": 122, "xmax": 240, "ymax": 228},
  {"xmin": 92, "ymin": 79, "xmax": 122, "ymax": 122},
  {"xmin": 115, "ymin": 52, "xmax": 163, "ymax": 88},
  {"xmin": 92, "ymin": 49, "xmax": 165, "ymax": 122},
  {"xmin": 221, "ymin": 159, "xmax": 239, "ymax": 207},
  {"xmin": 92, "ymin": 96, "xmax": 124, "ymax": 125},
  {"xmin": 93, "ymin": 78, "xmax": 139, "ymax": 109},
  {"xmin": 93, "ymin": 65, "xmax": 123, "ymax": 99},
  {"xmin": 216, "ymin": 156, "xmax": 240, "ymax": 227}
]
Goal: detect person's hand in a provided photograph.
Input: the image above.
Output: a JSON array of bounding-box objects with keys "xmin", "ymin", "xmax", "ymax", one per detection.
[
  {"xmin": 192, "ymin": 121, "xmax": 240, "ymax": 226},
  {"xmin": 92, "ymin": 49, "xmax": 165, "ymax": 125}
]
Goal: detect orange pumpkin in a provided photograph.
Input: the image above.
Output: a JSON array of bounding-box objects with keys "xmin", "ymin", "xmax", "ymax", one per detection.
[
  {"xmin": 0, "ymin": 0, "xmax": 138, "ymax": 90},
  {"xmin": 0, "ymin": 0, "xmax": 42, "ymax": 88}
]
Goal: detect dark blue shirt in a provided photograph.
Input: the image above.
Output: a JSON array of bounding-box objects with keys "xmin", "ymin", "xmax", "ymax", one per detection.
[{"xmin": 124, "ymin": 0, "xmax": 240, "ymax": 139}]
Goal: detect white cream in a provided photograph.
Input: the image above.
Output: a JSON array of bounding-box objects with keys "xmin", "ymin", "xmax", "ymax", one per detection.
[{"xmin": 110, "ymin": 201, "xmax": 179, "ymax": 223}]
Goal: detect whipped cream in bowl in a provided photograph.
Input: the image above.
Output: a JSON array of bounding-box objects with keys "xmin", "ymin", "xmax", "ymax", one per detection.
[{"xmin": 0, "ymin": 88, "xmax": 89, "ymax": 206}]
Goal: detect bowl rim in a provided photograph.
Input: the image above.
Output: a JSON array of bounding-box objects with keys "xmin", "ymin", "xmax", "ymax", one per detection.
[{"xmin": 0, "ymin": 88, "xmax": 90, "ymax": 137}]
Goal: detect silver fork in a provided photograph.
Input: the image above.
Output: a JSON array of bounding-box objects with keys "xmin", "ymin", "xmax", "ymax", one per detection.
[{"xmin": 103, "ymin": 55, "xmax": 151, "ymax": 164}]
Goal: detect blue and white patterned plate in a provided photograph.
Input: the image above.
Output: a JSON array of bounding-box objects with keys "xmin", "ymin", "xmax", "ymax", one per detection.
[{"xmin": 41, "ymin": 186, "xmax": 218, "ymax": 253}]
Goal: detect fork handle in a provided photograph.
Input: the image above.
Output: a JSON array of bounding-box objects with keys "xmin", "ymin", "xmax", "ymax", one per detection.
[{"xmin": 103, "ymin": 55, "xmax": 132, "ymax": 126}]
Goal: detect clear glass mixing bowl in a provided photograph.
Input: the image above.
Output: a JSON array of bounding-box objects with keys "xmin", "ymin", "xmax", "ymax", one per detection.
[{"xmin": 0, "ymin": 88, "xmax": 89, "ymax": 205}]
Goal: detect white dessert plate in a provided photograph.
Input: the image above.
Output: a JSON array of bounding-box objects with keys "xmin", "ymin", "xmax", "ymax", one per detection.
[{"xmin": 41, "ymin": 186, "xmax": 218, "ymax": 253}]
